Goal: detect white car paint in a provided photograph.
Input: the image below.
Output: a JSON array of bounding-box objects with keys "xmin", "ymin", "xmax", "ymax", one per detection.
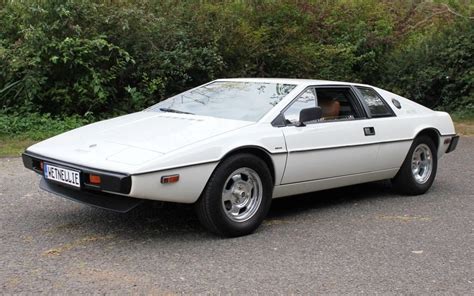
[
  {"xmin": 25, "ymin": 78, "xmax": 457, "ymax": 204},
  {"xmin": 27, "ymin": 111, "xmax": 254, "ymax": 173}
]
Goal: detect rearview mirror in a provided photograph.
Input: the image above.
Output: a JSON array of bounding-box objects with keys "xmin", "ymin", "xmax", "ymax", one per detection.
[{"xmin": 298, "ymin": 107, "xmax": 322, "ymax": 126}]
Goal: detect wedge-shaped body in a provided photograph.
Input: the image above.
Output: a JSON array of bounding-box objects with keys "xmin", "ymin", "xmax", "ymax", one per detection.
[{"xmin": 23, "ymin": 78, "xmax": 458, "ymax": 236}]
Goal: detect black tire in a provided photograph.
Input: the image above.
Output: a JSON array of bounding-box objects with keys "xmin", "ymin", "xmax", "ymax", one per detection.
[
  {"xmin": 392, "ymin": 135, "xmax": 438, "ymax": 195},
  {"xmin": 195, "ymin": 153, "xmax": 273, "ymax": 237}
]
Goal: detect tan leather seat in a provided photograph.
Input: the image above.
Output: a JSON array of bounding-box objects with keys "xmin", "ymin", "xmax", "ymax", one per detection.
[{"xmin": 321, "ymin": 100, "xmax": 341, "ymax": 118}]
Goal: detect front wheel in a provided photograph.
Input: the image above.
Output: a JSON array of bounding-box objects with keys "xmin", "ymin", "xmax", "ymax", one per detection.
[
  {"xmin": 392, "ymin": 135, "xmax": 438, "ymax": 195},
  {"xmin": 195, "ymin": 153, "xmax": 273, "ymax": 237}
]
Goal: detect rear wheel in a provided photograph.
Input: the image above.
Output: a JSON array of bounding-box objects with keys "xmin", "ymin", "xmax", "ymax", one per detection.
[
  {"xmin": 392, "ymin": 135, "xmax": 437, "ymax": 195},
  {"xmin": 195, "ymin": 153, "xmax": 273, "ymax": 237}
]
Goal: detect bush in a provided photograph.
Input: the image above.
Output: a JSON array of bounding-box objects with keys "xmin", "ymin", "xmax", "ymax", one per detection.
[
  {"xmin": 0, "ymin": 1, "xmax": 134, "ymax": 116},
  {"xmin": 0, "ymin": 112, "xmax": 89, "ymax": 140},
  {"xmin": 381, "ymin": 21, "xmax": 474, "ymax": 113},
  {"xmin": 0, "ymin": 0, "xmax": 472, "ymax": 119}
]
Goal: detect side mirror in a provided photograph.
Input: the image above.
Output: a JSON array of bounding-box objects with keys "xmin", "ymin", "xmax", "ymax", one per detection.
[{"xmin": 298, "ymin": 107, "xmax": 322, "ymax": 126}]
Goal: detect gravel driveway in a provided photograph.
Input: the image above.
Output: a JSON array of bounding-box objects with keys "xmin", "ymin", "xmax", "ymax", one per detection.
[{"xmin": 0, "ymin": 138, "xmax": 473, "ymax": 294}]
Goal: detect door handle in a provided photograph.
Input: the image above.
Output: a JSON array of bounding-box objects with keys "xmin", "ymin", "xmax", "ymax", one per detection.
[{"xmin": 364, "ymin": 127, "xmax": 375, "ymax": 136}]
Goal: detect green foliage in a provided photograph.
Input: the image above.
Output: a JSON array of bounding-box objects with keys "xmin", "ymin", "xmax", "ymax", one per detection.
[
  {"xmin": 0, "ymin": 1, "xmax": 134, "ymax": 116},
  {"xmin": 381, "ymin": 22, "xmax": 474, "ymax": 113},
  {"xmin": 0, "ymin": 0, "xmax": 472, "ymax": 119},
  {"xmin": 0, "ymin": 112, "xmax": 89, "ymax": 140}
]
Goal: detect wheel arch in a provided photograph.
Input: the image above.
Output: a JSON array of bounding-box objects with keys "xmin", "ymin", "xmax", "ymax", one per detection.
[
  {"xmin": 414, "ymin": 128, "xmax": 441, "ymax": 151},
  {"xmin": 220, "ymin": 146, "xmax": 276, "ymax": 185}
]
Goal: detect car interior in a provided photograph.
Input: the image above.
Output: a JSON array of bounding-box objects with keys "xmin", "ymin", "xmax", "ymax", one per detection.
[
  {"xmin": 282, "ymin": 87, "xmax": 361, "ymax": 125},
  {"xmin": 316, "ymin": 88, "xmax": 358, "ymax": 121}
]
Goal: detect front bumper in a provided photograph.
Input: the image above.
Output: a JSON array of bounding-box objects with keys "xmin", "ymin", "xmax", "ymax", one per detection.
[
  {"xmin": 39, "ymin": 178, "xmax": 143, "ymax": 212},
  {"xmin": 22, "ymin": 151, "xmax": 142, "ymax": 212},
  {"xmin": 22, "ymin": 151, "xmax": 132, "ymax": 194}
]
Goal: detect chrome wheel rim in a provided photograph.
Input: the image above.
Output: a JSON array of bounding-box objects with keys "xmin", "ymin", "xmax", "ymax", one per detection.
[
  {"xmin": 222, "ymin": 168, "xmax": 262, "ymax": 222},
  {"xmin": 411, "ymin": 143, "xmax": 433, "ymax": 184}
]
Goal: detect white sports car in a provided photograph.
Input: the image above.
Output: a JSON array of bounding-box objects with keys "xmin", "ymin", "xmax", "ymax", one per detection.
[{"xmin": 23, "ymin": 78, "xmax": 459, "ymax": 236}]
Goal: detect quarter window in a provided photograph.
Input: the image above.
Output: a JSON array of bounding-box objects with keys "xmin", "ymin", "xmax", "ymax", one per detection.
[{"xmin": 357, "ymin": 87, "xmax": 393, "ymax": 117}]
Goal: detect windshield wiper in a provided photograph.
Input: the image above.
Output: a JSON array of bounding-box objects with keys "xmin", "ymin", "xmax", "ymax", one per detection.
[{"xmin": 159, "ymin": 108, "xmax": 194, "ymax": 115}]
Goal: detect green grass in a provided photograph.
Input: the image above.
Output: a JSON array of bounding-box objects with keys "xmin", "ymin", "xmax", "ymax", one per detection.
[
  {"xmin": 0, "ymin": 113, "xmax": 90, "ymax": 157},
  {"xmin": 453, "ymin": 119, "xmax": 474, "ymax": 137},
  {"xmin": 451, "ymin": 111, "xmax": 474, "ymax": 137},
  {"xmin": 0, "ymin": 136, "xmax": 37, "ymax": 157}
]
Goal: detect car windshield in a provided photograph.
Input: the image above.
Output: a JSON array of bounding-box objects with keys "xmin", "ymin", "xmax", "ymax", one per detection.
[{"xmin": 148, "ymin": 81, "xmax": 297, "ymax": 121}]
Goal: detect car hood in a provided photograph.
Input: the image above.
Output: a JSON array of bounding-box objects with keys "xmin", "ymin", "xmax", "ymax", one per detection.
[{"xmin": 27, "ymin": 112, "xmax": 253, "ymax": 171}]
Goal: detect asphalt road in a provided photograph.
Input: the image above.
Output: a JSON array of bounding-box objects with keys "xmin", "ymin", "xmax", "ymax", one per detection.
[{"xmin": 1, "ymin": 138, "xmax": 473, "ymax": 295}]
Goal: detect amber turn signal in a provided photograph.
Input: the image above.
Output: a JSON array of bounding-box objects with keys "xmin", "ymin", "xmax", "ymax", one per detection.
[
  {"xmin": 89, "ymin": 174, "xmax": 101, "ymax": 185},
  {"xmin": 161, "ymin": 174, "xmax": 179, "ymax": 184}
]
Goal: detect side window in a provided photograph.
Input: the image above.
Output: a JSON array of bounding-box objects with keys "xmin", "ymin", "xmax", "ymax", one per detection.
[
  {"xmin": 283, "ymin": 88, "xmax": 316, "ymax": 123},
  {"xmin": 356, "ymin": 87, "xmax": 394, "ymax": 117},
  {"xmin": 315, "ymin": 88, "xmax": 360, "ymax": 121}
]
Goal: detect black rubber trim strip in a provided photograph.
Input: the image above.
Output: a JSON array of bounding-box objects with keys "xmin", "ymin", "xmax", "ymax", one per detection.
[
  {"xmin": 288, "ymin": 138, "xmax": 413, "ymax": 153},
  {"xmin": 40, "ymin": 178, "xmax": 143, "ymax": 213},
  {"xmin": 446, "ymin": 135, "xmax": 459, "ymax": 153}
]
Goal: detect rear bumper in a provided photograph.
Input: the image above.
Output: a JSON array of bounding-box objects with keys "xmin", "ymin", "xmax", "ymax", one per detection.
[{"xmin": 446, "ymin": 135, "xmax": 459, "ymax": 153}]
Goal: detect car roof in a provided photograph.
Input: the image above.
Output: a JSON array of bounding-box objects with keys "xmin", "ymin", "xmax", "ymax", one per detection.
[{"xmin": 215, "ymin": 77, "xmax": 370, "ymax": 87}]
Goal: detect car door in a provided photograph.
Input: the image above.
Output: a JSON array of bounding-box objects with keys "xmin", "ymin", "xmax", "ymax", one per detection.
[
  {"xmin": 353, "ymin": 86, "xmax": 410, "ymax": 171},
  {"xmin": 280, "ymin": 85, "xmax": 384, "ymax": 184}
]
